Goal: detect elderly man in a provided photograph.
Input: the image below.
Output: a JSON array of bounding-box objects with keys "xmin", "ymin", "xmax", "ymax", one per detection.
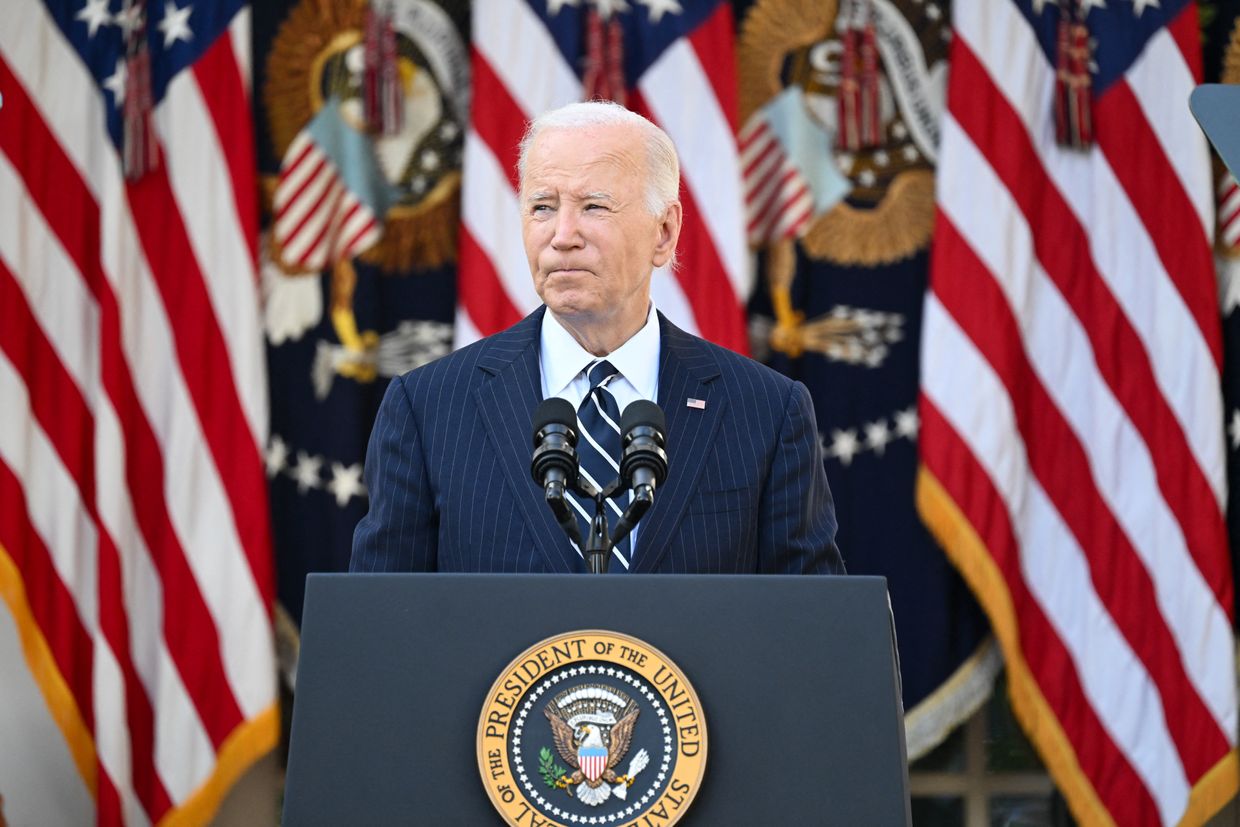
[{"xmin": 350, "ymin": 101, "xmax": 842, "ymax": 574}]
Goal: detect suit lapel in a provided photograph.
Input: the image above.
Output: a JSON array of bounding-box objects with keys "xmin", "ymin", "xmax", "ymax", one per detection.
[
  {"xmin": 633, "ymin": 315, "xmax": 725, "ymax": 573},
  {"xmin": 473, "ymin": 307, "xmax": 586, "ymax": 573}
]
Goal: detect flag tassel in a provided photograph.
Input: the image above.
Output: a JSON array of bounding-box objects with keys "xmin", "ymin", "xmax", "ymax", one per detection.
[
  {"xmin": 364, "ymin": 1, "xmax": 404, "ymax": 135},
  {"xmin": 122, "ymin": 0, "xmax": 159, "ymax": 180},
  {"xmin": 1054, "ymin": 2, "xmax": 1093, "ymax": 149},
  {"xmin": 583, "ymin": 10, "xmax": 627, "ymax": 105},
  {"xmin": 836, "ymin": 0, "xmax": 882, "ymax": 152}
]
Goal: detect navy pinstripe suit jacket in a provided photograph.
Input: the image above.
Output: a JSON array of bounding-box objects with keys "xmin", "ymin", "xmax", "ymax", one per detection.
[{"xmin": 350, "ymin": 307, "xmax": 843, "ymax": 574}]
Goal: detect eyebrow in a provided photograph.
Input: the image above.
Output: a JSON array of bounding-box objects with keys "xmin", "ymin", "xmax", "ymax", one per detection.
[{"xmin": 524, "ymin": 190, "xmax": 618, "ymax": 205}]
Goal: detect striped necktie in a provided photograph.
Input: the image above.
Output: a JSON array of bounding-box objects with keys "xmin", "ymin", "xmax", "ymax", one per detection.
[{"xmin": 567, "ymin": 359, "xmax": 631, "ymax": 571}]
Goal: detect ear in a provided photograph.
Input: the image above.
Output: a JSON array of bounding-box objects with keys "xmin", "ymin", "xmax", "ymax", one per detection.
[{"xmin": 651, "ymin": 201, "xmax": 682, "ymax": 269}]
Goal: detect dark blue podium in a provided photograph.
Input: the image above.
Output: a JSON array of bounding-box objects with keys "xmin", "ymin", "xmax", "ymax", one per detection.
[
  {"xmin": 283, "ymin": 573, "xmax": 911, "ymax": 825},
  {"xmin": 1192, "ymin": 84, "xmax": 1240, "ymax": 176}
]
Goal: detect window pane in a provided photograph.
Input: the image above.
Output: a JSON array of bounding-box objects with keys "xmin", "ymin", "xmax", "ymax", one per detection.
[
  {"xmin": 911, "ymin": 796, "xmax": 964, "ymax": 826},
  {"xmin": 910, "ymin": 721, "xmax": 966, "ymax": 773},
  {"xmin": 986, "ymin": 677, "xmax": 1045, "ymax": 772},
  {"xmin": 990, "ymin": 795, "xmax": 1052, "ymax": 827}
]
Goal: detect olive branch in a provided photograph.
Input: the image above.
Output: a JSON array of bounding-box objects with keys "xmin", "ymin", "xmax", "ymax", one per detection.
[{"xmin": 539, "ymin": 747, "xmax": 568, "ymax": 789}]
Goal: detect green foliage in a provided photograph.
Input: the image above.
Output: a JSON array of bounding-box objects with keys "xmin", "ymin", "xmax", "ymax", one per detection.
[{"xmin": 539, "ymin": 747, "xmax": 568, "ymax": 789}]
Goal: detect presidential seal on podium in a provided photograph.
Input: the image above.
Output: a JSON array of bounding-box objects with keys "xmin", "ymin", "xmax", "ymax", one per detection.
[{"xmin": 478, "ymin": 631, "xmax": 707, "ymax": 827}]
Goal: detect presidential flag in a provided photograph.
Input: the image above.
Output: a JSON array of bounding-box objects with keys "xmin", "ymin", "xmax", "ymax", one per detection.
[
  {"xmin": 0, "ymin": 0, "xmax": 277, "ymax": 824},
  {"xmin": 920, "ymin": 0, "xmax": 1239, "ymax": 822},
  {"xmin": 735, "ymin": 0, "xmax": 995, "ymax": 760},
  {"xmin": 256, "ymin": 0, "xmax": 460, "ymax": 650},
  {"xmin": 457, "ymin": 0, "xmax": 749, "ymax": 352}
]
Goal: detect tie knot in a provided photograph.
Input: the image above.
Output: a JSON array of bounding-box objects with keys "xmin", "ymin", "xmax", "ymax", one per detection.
[{"xmin": 587, "ymin": 359, "xmax": 619, "ymax": 389}]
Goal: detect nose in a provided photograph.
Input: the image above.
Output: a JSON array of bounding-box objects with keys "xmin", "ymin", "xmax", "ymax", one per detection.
[{"xmin": 550, "ymin": 208, "xmax": 583, "ymax": 250}]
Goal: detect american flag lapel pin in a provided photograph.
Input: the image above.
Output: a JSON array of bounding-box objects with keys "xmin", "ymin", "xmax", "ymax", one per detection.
[{"xmin": 687, "ymin": 398, "xmax": 706, "ymax": 409}]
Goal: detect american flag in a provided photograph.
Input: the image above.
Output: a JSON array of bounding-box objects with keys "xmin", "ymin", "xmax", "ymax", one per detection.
[
  {"xmin": 919, "ymin": 0, "xmax": 1238, "ymax": 823},
  {"xmin": 456, "ymin": 0, "xmax": 749, "ymax": 351},
  {"xmin": 0, "ymin": 0, "xmax": 276, "ymax": 824}
]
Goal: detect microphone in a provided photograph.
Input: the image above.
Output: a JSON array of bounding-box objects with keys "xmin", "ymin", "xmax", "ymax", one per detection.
[
  {"xmin": 609, "ymin": 400, "xmax": 668, "ymax": 550},
  {"xmin": 531, "ymin": 398, "xmax": 583, "ymax": 548},
  {"xmin": 619, "ymin": 400, "xmax": 668, "ymax": 503}
]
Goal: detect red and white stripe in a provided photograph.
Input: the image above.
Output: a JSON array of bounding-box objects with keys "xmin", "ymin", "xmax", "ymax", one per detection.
[
  {"xmin": 0, "ymin": 2, "xmax": 277, "ymax": 825},
  {"xmin": 920, "ymin": 0, "xmax": 1236, "ymax": 823},
  {"xmin": 273, "ymin": 132, "xmax": 382, "ymax": 272},
  {"xmin": 456, "ymin": 0, "xmax": 749, "ymax": 352},
  {"xmin": 738, "ymin": 116, "xmax": 813, "ymax": 244}
]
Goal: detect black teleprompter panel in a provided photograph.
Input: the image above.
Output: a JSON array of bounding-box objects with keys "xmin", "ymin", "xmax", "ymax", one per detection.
[{"xmin": 284, "ymin": 573, "xmax": 910, "ymax": 826}]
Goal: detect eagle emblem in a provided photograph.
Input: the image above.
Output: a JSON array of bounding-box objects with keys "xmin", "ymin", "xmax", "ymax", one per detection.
[{"xmin": 542, "ymin": 684, "xmax": 650, "ymax": 807}]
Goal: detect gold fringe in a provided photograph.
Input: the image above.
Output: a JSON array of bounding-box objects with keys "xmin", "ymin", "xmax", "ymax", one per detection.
[
  {"xmin": 915, "ymin": 468, "xmax": 1116, "ymax": 827},
  {"xmin": 801, "ymin": 169, "xmax": 935, "ymax": 266},
  {"xmin": 1180, "ymin": 750, "xmax": 1240, "ymax": 827},
  {"xmin": 736, "ymin": 0, "xmax": 836, "ymax": 125},
  {"xmin": 156, "ymin": 705, "xmax": 280, "ymax": 827},
  {"xmin": 0, "ymin": 543, "xmax": 97, "ymax": 795}
]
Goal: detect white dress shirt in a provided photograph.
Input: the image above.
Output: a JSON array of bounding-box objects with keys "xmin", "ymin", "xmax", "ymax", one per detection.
[{"xmin": 539, "ymin": 303, "xmax": 661, "ymax": 557}]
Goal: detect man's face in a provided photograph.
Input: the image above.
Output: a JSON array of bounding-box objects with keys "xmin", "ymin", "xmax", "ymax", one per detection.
[{"xmin": 520, "ymin": 124, "xmax": 680, "ymax": 328}]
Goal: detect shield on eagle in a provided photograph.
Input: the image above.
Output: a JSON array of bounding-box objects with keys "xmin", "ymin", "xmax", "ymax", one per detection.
[{"xmin": 578, "ymin": 733, "xmax": 608, "ymax": 783}]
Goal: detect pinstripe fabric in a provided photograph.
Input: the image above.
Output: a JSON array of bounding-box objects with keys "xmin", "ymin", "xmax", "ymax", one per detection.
[{"xmin": 350, "ymin": 307, "xmax": 843, "ymax": 574}]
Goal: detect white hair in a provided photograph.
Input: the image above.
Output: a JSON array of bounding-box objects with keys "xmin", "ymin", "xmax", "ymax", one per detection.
[{"xmin": 517, "ymin": 100, "xmax": 680, "ymax": 216}]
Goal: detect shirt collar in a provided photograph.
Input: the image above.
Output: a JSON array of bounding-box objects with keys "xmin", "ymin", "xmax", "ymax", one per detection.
[{"xmin": 541, "ymin": 303, "xmax": 660, "ymax": 398}]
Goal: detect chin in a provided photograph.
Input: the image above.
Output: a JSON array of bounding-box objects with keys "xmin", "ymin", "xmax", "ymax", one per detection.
[
  {"xmin": 543, "ymin": 290, "xmax": 599, "ymax": 319},
  {"xmin": 547, "ymin": 302, "xmax": 601, "ymax": 322}
]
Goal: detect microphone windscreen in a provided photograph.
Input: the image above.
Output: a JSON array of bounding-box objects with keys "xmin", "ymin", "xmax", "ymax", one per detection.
[
  {"xmin": 533, "ymin": 397, "xmax": 577, "ymax": 435},
  {"xmin": 620, "ymin": 399, "xmax": 665, "ymax": 435}
]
